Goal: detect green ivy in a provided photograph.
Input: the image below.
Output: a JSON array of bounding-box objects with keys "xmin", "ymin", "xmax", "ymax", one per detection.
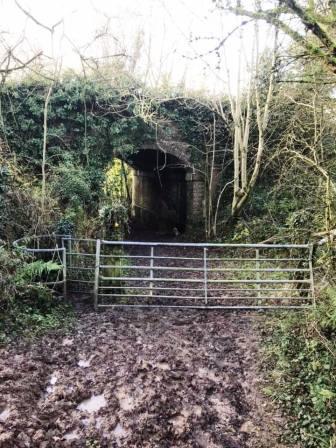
[{"xmin": 263, "ymin": 289, "xmax": 336, "ymax": 447}]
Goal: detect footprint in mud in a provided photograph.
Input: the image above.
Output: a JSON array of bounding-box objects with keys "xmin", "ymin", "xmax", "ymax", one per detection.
[
  {"xmin": 78, "ymin": 358, "xmax": 91, "ymax": 367},
  {"xmin": 195, "ymin": 432, "xmax": 220, "ymax": 448},
  {"xmin": 45, "ymin": 372, "xmax": 58, "ymax": 394},
  {"xmin": 0, "ymin": 408, "xmax": 10, "ymax": 423},
  {"xmin": 113, "ymin": 422, "xmax": 128, "ymax": 439},
  {"xmin": 77, "ymin": 394, "xmax": 107, "ymax": 413},
  {"xmin": 197, "ymin": 367, "xmax": 221, "ymax": 382},
  {"xmin": 169, "ymin": 406, "xmax": 203, "ymax": 435},
  {"xmin": 209, "ymin": 396, "xmax": 235, "ymax": 424},
  {"xmin": 169, "ymin": 413, "xmax": 189, "ymax": 435},
  {"xmin": 156, "ymin": 362, "xmax": 170, "ymax": 370},
  {"xmin": 115, "ymin": 388, "xmax": 134, "ymax": 411},
  {"xmin": 63, "ymin": 429, "xmax": 80, "ymax": 441},
  {"xmin": 62, "ymin": 338, "xmax": 74, "ymax": 346}
]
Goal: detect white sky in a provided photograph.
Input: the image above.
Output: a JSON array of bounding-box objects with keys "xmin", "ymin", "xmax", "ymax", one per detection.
[{"xmin": 0, "ymin": 0, "xmax": 275, "ymax": 93}]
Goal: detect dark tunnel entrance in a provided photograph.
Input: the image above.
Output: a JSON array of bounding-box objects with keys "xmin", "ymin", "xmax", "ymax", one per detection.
[{"xmin": 127, "ymin": 149, "xmax": 188, "ymax": 233}]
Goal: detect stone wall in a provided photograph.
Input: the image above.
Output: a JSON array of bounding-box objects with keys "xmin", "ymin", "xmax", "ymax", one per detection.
[{"xmin": 186, "ymin": 170, "xmax": 204, "ymax": 227}]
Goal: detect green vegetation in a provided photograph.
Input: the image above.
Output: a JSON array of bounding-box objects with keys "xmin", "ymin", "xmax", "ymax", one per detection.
[
  {"xmin": 263, "ymin": 289, "xmax": 336, "ymax": 447},
  {"xmin": 0, "ymin": 246, "xmax": 73, "ymax": 343}
]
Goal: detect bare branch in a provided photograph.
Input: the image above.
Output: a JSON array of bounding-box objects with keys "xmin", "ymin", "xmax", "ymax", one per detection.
[
  {"xmin": 15, "ymin": 1, "xmax": 63, "ymax": 33},
  {"xmin": 215, "ymin": 1, "xmax": 336, "ymax": 72},
  {"xmin": 0, "ymin": 51, "xmax": 43, "ymax": 74},
  {"xmin": 186, "ymin": 20, "xmax": 252, "ymax": 60}
]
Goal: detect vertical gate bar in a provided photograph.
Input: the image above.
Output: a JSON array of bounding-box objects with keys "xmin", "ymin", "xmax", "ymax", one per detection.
[
  {"xmin": 204, "ymin": 247, "xmax": 208, "ymax": 305},
  {"xmin": 308, "ymin": 244, "xmax": 316, "ymax": 307},
  {"xmin": 94, "ymin": 239, "xmax": 101, "ymax": 311},
  {"xmin": 61, "ymin": 238, "xmax": 67, "ymax": 300},
  {"xmin": 256, "ymin": 249, "xmax": 261, "ymax": 303},
  {"xmin": 68, "ymin": 238, "xmax": 72, "ymax": 268},
  {"xmin": 149, "ymin": 246, "xmax": 154, "ymax": 297}
]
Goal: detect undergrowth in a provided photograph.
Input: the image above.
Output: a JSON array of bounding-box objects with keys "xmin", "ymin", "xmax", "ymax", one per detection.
[
  {"xmin": 0, "ymin": 301, "xmax": 74, "ymax": 344},
  {"xmin": 263, "ymin": 288, "xmax": 336, "ymax": 448},
  {"xmin": 0, "ymin": 246, "xmax": 74, "ymax": 344}
]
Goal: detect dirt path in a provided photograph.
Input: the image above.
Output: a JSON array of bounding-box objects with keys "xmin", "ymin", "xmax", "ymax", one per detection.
[{"xmin": 0, "ymin": 308, "xmax": 285, "ymax": 448}]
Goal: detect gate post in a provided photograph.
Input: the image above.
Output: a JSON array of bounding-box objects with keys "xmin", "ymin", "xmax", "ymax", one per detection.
[
  {"xmin": 68, "ymin": 237, "xmax": 72, "ymax": 269},
  {"xmin": 94, "ymin": 239, "xmax": 101, "ymax": 311},
  {"xmin": 203, "ymin": 248, "xmax": 208, "ymax": 305},
  {"xmin": 61, "ymin": 238, "xmax": 67, "ymax": 300}
]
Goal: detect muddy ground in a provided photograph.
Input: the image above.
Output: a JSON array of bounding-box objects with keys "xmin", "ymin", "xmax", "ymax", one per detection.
[{"xmin": 0, "ymin": 308, "xmax": 286, "ymax": 448}]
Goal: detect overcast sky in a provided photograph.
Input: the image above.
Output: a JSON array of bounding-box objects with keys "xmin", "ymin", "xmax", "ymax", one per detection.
[{"xmin": 1, "ymin": 0, "xmax": 275, "ymax": 93}]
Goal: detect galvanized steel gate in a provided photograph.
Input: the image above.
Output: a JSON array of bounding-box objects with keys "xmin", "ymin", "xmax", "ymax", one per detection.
[{"xmin": 62, "ymin": 239, "xmax": 315, "ymax": 310}]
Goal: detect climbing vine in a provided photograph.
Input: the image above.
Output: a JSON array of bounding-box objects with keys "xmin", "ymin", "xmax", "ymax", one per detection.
[{"xmin": 0, "ymin": 77, "xmax": 234, "ymax": 238}]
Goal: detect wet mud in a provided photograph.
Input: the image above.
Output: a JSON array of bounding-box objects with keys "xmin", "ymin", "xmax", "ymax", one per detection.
[{"xmin": 0, "ymin": 309, "xmax": 284, "ymax": 447}]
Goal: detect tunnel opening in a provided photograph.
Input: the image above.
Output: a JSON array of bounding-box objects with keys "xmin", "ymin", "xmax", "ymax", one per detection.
[{"xmin": 126, "ymin": 149, "xmax": 189, "ymax": 234}]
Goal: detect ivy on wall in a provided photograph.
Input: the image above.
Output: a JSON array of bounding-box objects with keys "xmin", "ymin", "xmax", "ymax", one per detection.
[
  {"xmin": 0, "ymin": 76, "xmax": 233, "ymax": 238},
  {"xmin": 0, "ymin": 78, "xmax": 154, "ymax": 173}
]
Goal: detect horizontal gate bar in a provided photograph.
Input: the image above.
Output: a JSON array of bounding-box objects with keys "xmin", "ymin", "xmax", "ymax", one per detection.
[
  {"xmin": 208, "ymin": 257, "xmax": 307, "ymax": 262},
  {"xmin": 68, "ymin": 266, "xmax": 95, "ymax": 271},
  {"xmin": 67, "ymin": 279, "xmax": 95, "ymax": 284},
  {"xmin": 98, "ymin": 285, "xmax": 311, "ymax": 292},
  {"xmin": 24, "ymin": 247, "xmax": 65, "ymax": 253},
  {"xmin": 67, "ymin": 252, "xmax": 96, "ymax": 257},
  {"xmin": 99, "ymin": 276, "xmax": 311, "ymax": 284},
  {"xmin": 98, "ymin": 293, "xmax": 311, "ymax": 300},
  {"xmin": 99, "ymin": 293, "xmax": 204, "ymax": 299},
  {"xmin": 99, "ymin": 264, "xmax": 310, "ymax": 273},
  {"xmin": 62, "ymin": 237, "xmax": 97, "ymax": 242},
  {"xmin": 101, "ymin": 240, "xmax": 310, "ymax": 249},
  {"xmin": 97, "ymin": 304, "xmax": 311, "ymax": 310},
  {"xmin": 99, "ymin": 255, "xmax": 308, "ymax": 262}
]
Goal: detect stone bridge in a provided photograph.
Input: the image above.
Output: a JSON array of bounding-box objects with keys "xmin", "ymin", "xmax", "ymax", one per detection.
[{"xmin": 123, "ymin": 137, "xmax": 205, "ymax": 233}]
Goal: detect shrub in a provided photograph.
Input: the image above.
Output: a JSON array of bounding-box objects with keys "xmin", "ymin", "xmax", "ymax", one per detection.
[
  {"xmin": 263, "ymin": 289, "xmax": 336, "ymax": 447},
  {"xmin": 0, "ymin": 246, "xmax": 73, "ymax": 342},
  {"xmin": 99, "ymin": 200, "xmax": 130, "ymax": 238},
  {"xmin": 52, "ymin": 163, "xmax": 92, "ymax": 208}
]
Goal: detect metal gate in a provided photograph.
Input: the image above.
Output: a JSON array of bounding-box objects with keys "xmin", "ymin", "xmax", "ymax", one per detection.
[
  {"xmin": 62, "ymin": 238, "xmax": 315, "ymax": 310},
  {"xmin": 14, "ymin": 236, "xmax": 315, "ymax": 310}
]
